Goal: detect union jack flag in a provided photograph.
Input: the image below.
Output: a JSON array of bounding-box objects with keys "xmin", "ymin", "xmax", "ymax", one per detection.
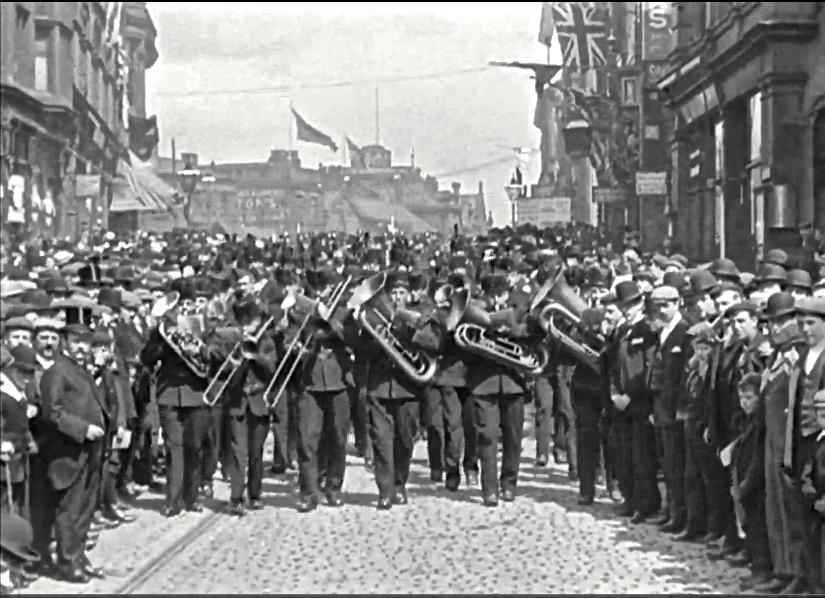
[{"xmin": 552, "ymin": 2, "xmax": 609, "ymax": 72}]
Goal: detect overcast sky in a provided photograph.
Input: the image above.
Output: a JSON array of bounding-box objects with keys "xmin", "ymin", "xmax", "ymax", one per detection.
[{"xmin": 145, "ymin": 2, "xmax": 559, "ymax": 226}]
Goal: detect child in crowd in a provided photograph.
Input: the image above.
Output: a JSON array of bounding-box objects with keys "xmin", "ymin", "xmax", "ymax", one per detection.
[{"xmin": 730, "ymin": 373, "xmax": 771, "ymax": 589}]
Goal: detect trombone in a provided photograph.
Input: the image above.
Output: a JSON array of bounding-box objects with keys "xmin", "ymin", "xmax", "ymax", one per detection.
[
  {"xmin": 203, "ymin": 314, "xmax": 277, "ymax": 407},
  {"xmin": 262, "ymin": 275, "xmax": 352, "ymax": 408}
]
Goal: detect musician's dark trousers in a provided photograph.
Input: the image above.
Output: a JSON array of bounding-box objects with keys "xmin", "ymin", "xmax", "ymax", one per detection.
[
  {"xmin": 271, "ymin": 387, "xmax": 298, "ymax": 470},
  {"xmin": 116, "ymin": 417, "xmax": 137, "ymax": 493},
  {"xmin": 615, "ymin": 416, "xmax": 661, "ymax": 515},
  {"xmin": 460, "ymin": 389, "xmax": 479, "ymax": 476},
  {"xmin": 572, "ymin": 389, "xmax": 602, "ymax": 500},
  {"xmin": 30, "ymin": 443, "xmax": 102, "ymax": 566},
  {"xmin": 225, "ymin": 408, "xmax": 270, "ymax": 503},
  {"xmin": 297, "ymin": 390, "xmax": 350, "ymax": 498},
  {"xmin": 424, "ymin": 385, "xmax": 464, "ymax": 477},
  {"xmin": 132, "ymin": 400, "xmax": 160, "ymax": 485},
  {"xmin": 658, "ymin": 421, "xmax": 686, "ymax": 527},
  {"xmin": 473, "ymin": 393, "xmax": 524, "ymax": 496},
  {"xmin": 368, "ymin": 395, "xmax": 419, "ymax": 498},
  {"xmin": 158, "ymin": 405, "xmax": 211, "ymax": 509},
  {"xmin": 533, "ymin": 376, "xmax": 554, "ymax": 462},
  {"xmin": 553, "ymin": 365, "xmax": 577, "ymax": 469},
  {"xmin": 348, "ymin": 385, "xmax": 370, "ymax": 458},
  {"xmin": 201, "ymin": 405, "xmax": 223, "ymax": 486}
]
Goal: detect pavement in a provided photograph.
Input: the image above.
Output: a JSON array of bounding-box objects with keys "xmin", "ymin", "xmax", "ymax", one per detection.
[{"xmin": 19, "ymin": 409, "xmax": 749, "ymax": 595}]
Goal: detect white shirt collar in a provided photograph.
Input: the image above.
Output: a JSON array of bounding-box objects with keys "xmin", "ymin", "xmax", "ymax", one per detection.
[
  {"xmin": 36, "ymin": 353, "xmax": 54, "ymax": 370},
  {"xmin": 660, "ymin": 312, "xmax": 682, "ymax": 345},
  {"xmin": 804, "ymin": 342, "xmax": 825, "ymax": 375}
]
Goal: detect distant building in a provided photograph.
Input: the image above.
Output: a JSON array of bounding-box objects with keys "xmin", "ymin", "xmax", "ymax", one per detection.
[{"xmin": 153, "ymin": 145, "xmax": 488, "ymax": 236}]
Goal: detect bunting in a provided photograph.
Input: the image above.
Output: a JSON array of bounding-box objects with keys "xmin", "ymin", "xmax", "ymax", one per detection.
[{"xmin": 538, "ymin": 2, "xmax": 556, "ymax": 47}]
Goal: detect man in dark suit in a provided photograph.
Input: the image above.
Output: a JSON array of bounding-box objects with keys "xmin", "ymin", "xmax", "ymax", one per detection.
[
  {"xmin": 609, "ymin": 280, "xmax": 661, "ymax": 523},
  {"xmin": 357, "ymin": 271, "xmax": 425, "ymax": 509},
  {"xmin": 783, "ymin": 297, "xmax": 825, "ymax": 594},
  {"xmin": 139, "ymin": 293, "xmax": 211, "ymax": 517},
  {"xmin": 465, "ymin": 284, "xmax": 537, "ymax": 507},
  {"xmin": 30, "ymin": 324, "xmax": 108, "ymax": 583},
  {"xmin": 207, "ymin": 300, "xmax": 278, "ymax": 516},
  {"xmin": 647, "ymin": 284, "xmax": 691, "ymax": 533},
  {"xmin": 417, "ymin": 278, "xmax": 472, "ymax": 491}
]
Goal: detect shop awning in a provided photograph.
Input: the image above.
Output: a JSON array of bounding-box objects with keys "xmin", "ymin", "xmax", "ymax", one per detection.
[{"xmin": 111, "ymin": 151, "xmax": 178, "ymax": 213}]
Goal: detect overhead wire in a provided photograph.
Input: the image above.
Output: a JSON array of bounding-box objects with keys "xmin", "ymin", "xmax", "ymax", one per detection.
[{"xmin": 157, "ymin": 66, "xmax": 493, "ymax": 99}]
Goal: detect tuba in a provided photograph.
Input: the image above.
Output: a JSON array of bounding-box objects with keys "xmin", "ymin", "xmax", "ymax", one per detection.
[
  {"xmin": 351, "ymin": 272, "xmax": 437, "ymax": 385},
  {"xmin": 446, "ymin": 288, "xmax": 548, "ymax": 375},
  {"xmin": 530, "ymin": 267, "xmax": 604, "ymax": 370}
]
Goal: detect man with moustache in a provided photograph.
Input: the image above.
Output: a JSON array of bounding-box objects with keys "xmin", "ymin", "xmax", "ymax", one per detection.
[{"xmin": 29, "ymin": 324, "xmax": 108, "ymax": 583}]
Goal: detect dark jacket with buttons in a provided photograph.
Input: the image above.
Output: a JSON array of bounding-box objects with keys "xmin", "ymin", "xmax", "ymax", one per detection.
[
  {"xmin": 611, "ymin": 317, "xmax": 658, "ymax": 419},
  {"xmin": 648, "ymin": 318, "xmax": 690, "ymax": 426}
]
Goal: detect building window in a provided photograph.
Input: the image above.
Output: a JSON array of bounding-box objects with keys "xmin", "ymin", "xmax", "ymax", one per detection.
[
  {"xmin": 748, "ymin": 92, "xmax": 762, "ymax": 163},
  {"xmin": 34, "ymin": 25, "xmax": 50, "ymax": 92},
  {"xmin": 621, "ymin": 77, "xmax": 638, "ymax": 106}
]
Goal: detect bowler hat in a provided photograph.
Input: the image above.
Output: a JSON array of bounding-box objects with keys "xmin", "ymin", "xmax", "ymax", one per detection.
[
  {"xmin": 786, "ymin": 269, "xmax": 812, "ymax": 292},
  {"xmin": 755, "ymin": 263, "xmax": 787, "ymax": 285},
  {"xmin": 710, "ymin": 258, "xmax": 740, "ymax": 284},
  {"xmin": 762, "ymin": 292, "xmax": 797, "ymax": 320},
  {"xmin": 97, "ymin": 288, "xmax": 123, "ymax": 311},
  {"xmin": 614, "ymin": 280, "xmax": 643, "ymax": 305},
  {"xmin": 662, "ymin": 271, "xmax": 687, "ymax": 290},
  {"xmin": 762, "ymin": 248, "xmax": 789, "ymax": 268},
  {"xmin": 8, "ymin": 344, "xmax": 37, "ymax": 372},
  {"xmin": 0, "ymin": 511, "xmax": 41, "ymax": 564},
  {"xmin": 689, "ymin": 271, "xmax": 717, "ymax": 296}
]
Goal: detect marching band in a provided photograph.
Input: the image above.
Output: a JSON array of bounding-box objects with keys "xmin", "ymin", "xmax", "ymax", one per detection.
[{"xmin": 1, "ymin": 225, "xmax": 824, "ymax": 593}]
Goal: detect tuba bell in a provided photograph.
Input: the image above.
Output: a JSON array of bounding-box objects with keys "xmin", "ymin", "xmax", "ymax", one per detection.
[
  {"xmin": 351, "ymin": 272, "xmax": 437, "ymax": 385},
  {"xmin": 530, "ymin": 268, "xmax": 604, "ymax": 370},
  {"xmin": 446, "ymin": 288, "xmax": 548, "ymax": 375},
  {"xmin": 157, "ymin": 316, "xmax": 211, "ymax": 379}
]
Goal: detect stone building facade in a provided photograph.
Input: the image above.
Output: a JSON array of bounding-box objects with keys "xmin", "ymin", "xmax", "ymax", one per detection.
[
  {"xmin": 0, "ymin": 1, "xmax": 161, "ymax": 244},
  {"xmin": 660, "ymin": 1, "xmax": 825, "ymax": 269}
]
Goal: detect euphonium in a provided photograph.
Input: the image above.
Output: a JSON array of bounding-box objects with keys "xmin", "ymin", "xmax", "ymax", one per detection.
[
  {"xmin": 446, "ymin": 288, "xmax": 548, "ymax": 375},
  {"xmin": 158, "ymin": 318, "xmax": 210, "ymax": 379},
  {"xmin": 352, "ymin": 272, "xmax": 437, "ymax": 385},
  {"xmin": 530, "ymin": 268, "xmax": 605, "ymax": 369}
]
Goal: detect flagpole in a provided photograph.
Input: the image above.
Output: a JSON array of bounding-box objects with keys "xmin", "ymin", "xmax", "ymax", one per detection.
[
  {"xmin": 288, "ymin": 99, "xmax": 293, "ymax": 154},
  {"xmin": 374, "ymin": 86, "xmax": 380, "ymax": 145}
]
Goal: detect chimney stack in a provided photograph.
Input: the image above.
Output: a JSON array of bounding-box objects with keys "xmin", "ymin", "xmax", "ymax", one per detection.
[{"xmin": 451, "ymin": 182, "xmax": 461, "ymax": 195}]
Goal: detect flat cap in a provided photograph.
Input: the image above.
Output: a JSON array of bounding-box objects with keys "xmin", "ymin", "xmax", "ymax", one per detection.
[
  {"xmin": 650, "ymin": 285, "xmax": 679, "ymax": 302},
  {"xmin": 33, "ymin": 316, "xmax": 65, "ymax": 332},
  {"xmin": 796, "ymin": 297, "xmax": 825, "ymax": 318}
]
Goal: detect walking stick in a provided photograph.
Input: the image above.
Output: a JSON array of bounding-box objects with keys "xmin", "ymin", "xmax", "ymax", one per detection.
[{"xmin": 3, "ymin": 461, "xmax": 16, "ymax": 515}]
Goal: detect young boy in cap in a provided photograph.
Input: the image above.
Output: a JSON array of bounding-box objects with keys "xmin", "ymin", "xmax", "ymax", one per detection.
[{"xmin": 730, "ymin": 373, "xmax": 772, "ymax": 589}]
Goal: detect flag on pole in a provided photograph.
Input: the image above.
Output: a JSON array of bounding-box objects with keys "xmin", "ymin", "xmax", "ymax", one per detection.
[
  {"xmin": 552, "ymin": 2, "xmax": 609, "ymax": 71},
  {"xmin": 346, "ymin": 137, "xmax": 363, "ymax": 167},
  {"xmin": 291, "ymin": 108, "xmax": 338, "ymax": 152},
  {"xmin": 538, "ymin": 2, "xmax": 556, "ymax": 47}
]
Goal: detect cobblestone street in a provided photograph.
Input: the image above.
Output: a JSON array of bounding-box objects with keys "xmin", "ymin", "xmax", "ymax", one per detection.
[{"xmin": 19, "ymin": 409, "xmax": 749, "ymax": 595}]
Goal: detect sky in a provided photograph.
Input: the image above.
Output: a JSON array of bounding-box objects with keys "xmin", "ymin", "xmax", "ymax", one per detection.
[{"xmin": 145, "ymin": 2, "xmax": 561, "ymax": 226}]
